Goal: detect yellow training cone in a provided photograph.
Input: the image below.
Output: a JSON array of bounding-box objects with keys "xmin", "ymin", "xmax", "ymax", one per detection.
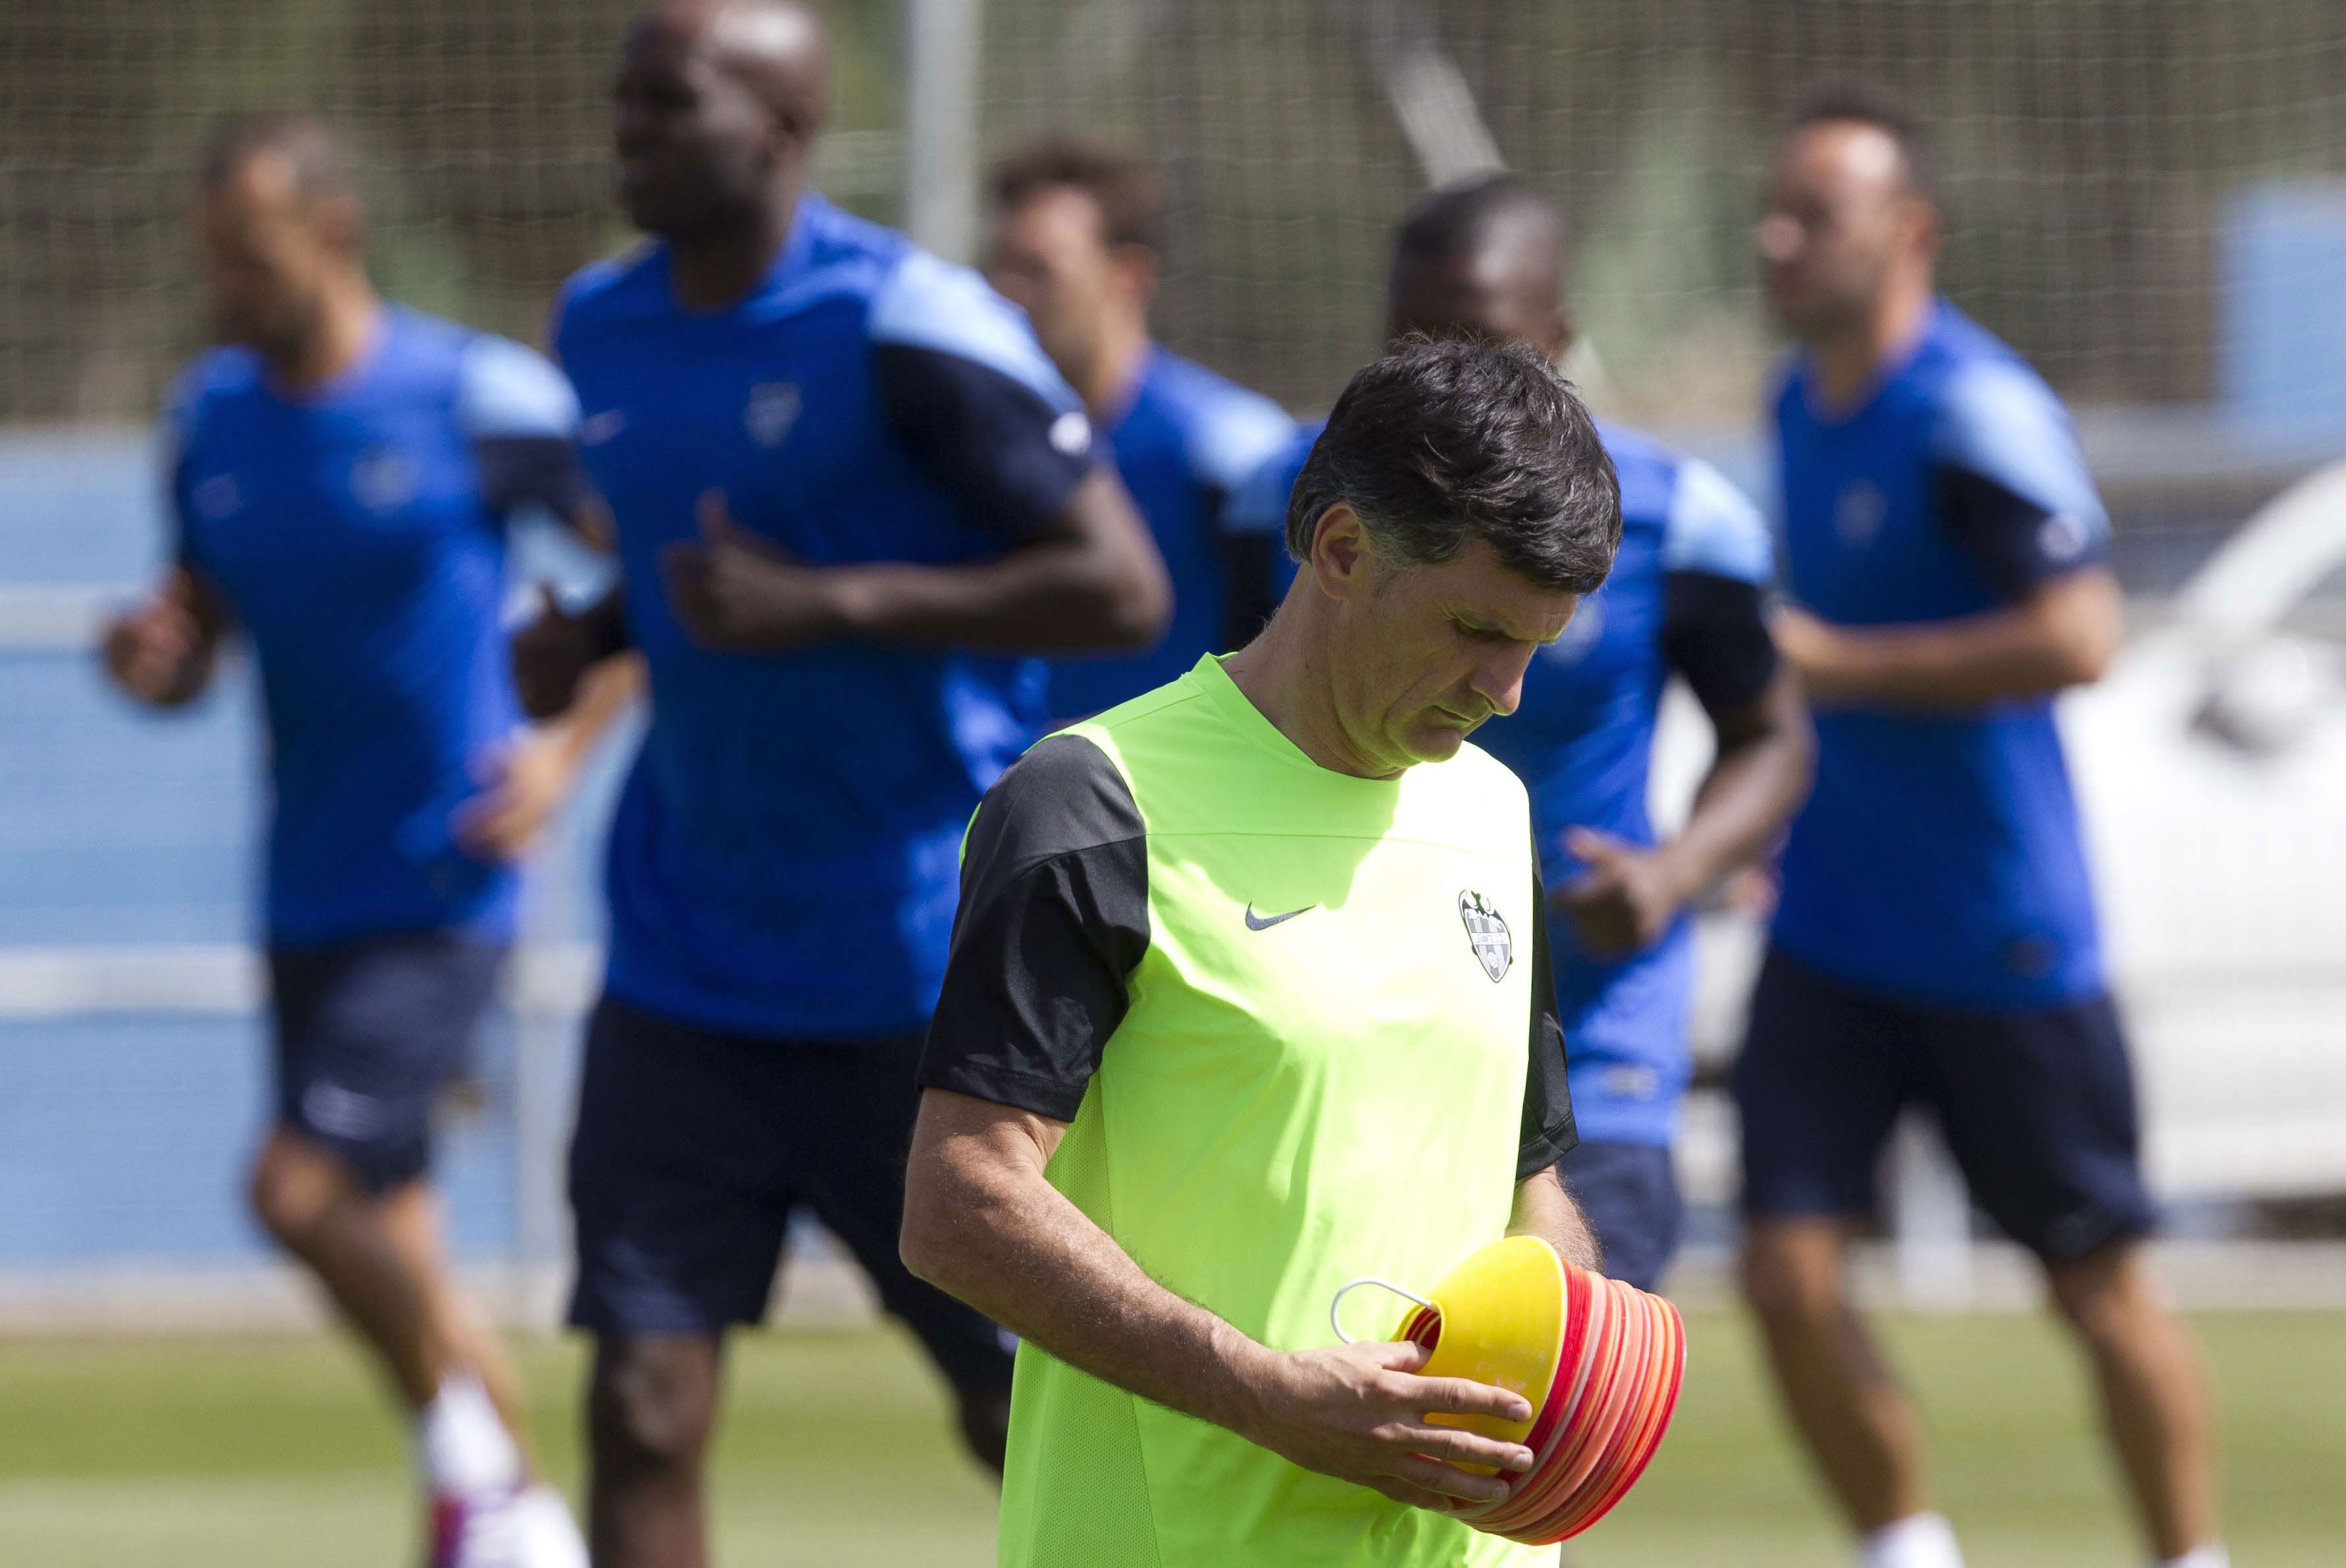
[{"xmin": 1330, "ymin": 1235, "xmax": 1568, "ymax": 1468}]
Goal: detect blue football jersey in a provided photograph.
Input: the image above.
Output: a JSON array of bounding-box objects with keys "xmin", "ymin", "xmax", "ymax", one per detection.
[
  {"xmin": 1234, "ymin": 418, "xmax": 1774, "ymax": 1145},
  {"xmin": 1043, "ymin": 346, "xmax": 1293, "ymax": 721},
  {"xmin": 167, "ymin": 305, "xmax": 584, "ymax": 946},
  {"xmin": 1475, "ymin": 424, "xmax": 1773, "ymax": 1146},
  {"xmin": 554, "ymin": 194, "xmax": 1099, "ymax": 1039},
  {"xmin": 1773, "ymin": 299, "xmax": 2111, "ymax": 1008}
]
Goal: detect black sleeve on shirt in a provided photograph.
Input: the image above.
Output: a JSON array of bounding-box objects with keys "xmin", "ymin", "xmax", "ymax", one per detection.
[
  {"xmin": 1934, "ymin": 462, "xmax": 2107, "ymax": 602},
  {"xmin": 918, "ymin": 733, "xmax": 1150, "ymax": 1122},
  {"xmin": 1216, "ymin": 493, "xmax": 1280, "ymax": 651},
  {"xmin": 473, "ymin": 435, "xmax": 601, "ymax": 529},
  {"xmin": 1518, "ymin": 847, "xmax": 1578, "ymax": 1179},
  {"xmin": 874, "ymin": 343, "xmax": 1098, "ymax": 547},
  {"xmin": 1661, "ymin": 569, "xmax": 1779, "ymax": 718}
]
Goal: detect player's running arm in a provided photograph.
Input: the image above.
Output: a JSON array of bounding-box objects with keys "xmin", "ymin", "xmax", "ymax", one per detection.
[
  {"xmin": 108, "ymin": 376, "xmax": 242, "ymax": 709},
  {"xmin": 902, "ymin": 733, "xmax": 1553, "ymax": 1511},
  {"xmin": 103, "ymin": 566, "xmax": 232, "ymax": 709},
  {"xmin": 1773, "ymin": 365, "xmax": 2123, "ymax": 710},
  {"xmin": 658, "ymin": 253, "xmax": 1169, "ymax": 654},
  {"xmin": 1559, "ymin": 461, "xmax": 1814, "ymax": 958},
  {"xmin": 448, "ymin": 332, "xmax": 642, "ymax": 858}
]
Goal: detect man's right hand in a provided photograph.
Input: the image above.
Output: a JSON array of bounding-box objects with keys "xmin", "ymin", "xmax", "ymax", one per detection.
[
  {"xmin": 103, "ymin": 573, "xmax": 213, "ymax": 706},
  {"xmin": 511, "ymin": 585, "xmax": 600, "ymax": 720},
  {"xmin": 1233, "ymin": 1338, "xmax": 1534, "ymax": 1512}
]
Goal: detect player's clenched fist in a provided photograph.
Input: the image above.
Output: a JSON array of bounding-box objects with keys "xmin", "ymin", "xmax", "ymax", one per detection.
[
  {"xmin": 1554, "ymin": 825, "xmax": 1694, "ymax": 959},
  {"xmin": 1232, "ymin": 1338, "xmax": 1534, "ymax": 1513},
  {"xmin": 103, "ymin": 569, "xmax": 219, "ymax": 708},
  {"xmin": 659, "ymin": 489, "xmax": 844, "ymax": 652}
]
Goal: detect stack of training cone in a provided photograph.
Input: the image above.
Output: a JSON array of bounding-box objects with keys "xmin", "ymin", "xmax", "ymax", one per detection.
[{"xmin": 1330, "ymin": 1235, "xmax": 1686, "ymax": 1546}]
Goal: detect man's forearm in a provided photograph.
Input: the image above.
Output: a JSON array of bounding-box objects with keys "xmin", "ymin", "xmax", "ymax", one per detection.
[
  {"xmin": 826, "ymin": 540, "xmax": 1164, "ymax": 652},
  {"xmin": 902, "ymin": 1120, "xmax": 1268, "ymax": 1437},
  {"xmin": 1790, "ymin": 572, "xmax": 2122, "ymax": 711},
  {"xmin": 540, "ymin": 652, "xmax": 642, "ymax": 766},
  {"xmin": 1656, "ymin": 671, "xmax": 1812, "ymax": 898},
  {"xmin": 1510, "ymin": 1166, "xmax": 1601, "ymax": 1272}
]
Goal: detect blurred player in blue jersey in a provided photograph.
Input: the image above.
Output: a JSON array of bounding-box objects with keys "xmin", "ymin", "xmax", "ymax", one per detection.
[
  {"xmin": 1232, "ymin": 175, "xmax": 1812, "ymax": 1293},
  {"xmin": 983, "ymin": 138, "xmax": 1296, "ymax": 720},
  {"xmin": 101, "ymin": 115, "xmax": 603, "ymax": 1568},
  {"xmin": 1738, "ymin": 86, "xmax": 2224, "ymax": 1568},
  {"xmin": 513, "ymin": 6, "xmax": 1167, "ymax": 1565}
]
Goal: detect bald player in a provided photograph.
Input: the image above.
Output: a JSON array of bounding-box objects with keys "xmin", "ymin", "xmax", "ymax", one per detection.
[
  {"xmin": 103, "ymin": 114, "xmax": 607, "ymax": 1567},
  {"xmin": 1741, "ymin": 86, "xmax": 2224, "ymax": 1568},
  {"xmin": 1235, "ymin": 175, "xmax": 1812, "ymax": 1294},
  {"xmin": 517, "ymin": 6, "xmax": 1166, "ymax": 1563}
]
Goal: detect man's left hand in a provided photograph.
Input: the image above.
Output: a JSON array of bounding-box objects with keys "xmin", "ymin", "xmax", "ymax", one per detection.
[
  {"xmin": 452, "ymin": 728, "xmax": 579, "ymax": 862},
  {"xmin": 1553, "ymin": 827, "xmax": 1690, "ymax": 959},
  {"xmin": 659, "ymin": 490, "xmax": 843, "ymax": 652}
]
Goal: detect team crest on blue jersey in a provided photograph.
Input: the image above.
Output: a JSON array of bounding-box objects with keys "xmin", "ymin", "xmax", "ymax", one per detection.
[
  {"xmin": 1457, "ymin": 891, "xmax": 1512, "ymax": 982},
  {"xmin": 744, "ymin": 380, "xmax": 802, "ymax": 447},
  {"xmin": 193, "ymin": 473, "xmax": 240, "ymax": 519},
  {"xmin": 350, "ymin": 448, "xmax": 417, "ymax": 513},
  {"xmin": 1835, "ymin": 480, "xmax": 1886, "ymax": 546}
]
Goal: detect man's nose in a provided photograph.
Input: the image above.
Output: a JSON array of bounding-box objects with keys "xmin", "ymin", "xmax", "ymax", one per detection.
[{"xmin": 1474, "ymin": 648, "xmax": 1537, "ymax": 719}]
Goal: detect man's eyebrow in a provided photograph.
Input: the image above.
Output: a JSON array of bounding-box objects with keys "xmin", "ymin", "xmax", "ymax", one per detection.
[{"xmin": 1453, "ymin": 608, "xmax": 1564, "ymax": 646}]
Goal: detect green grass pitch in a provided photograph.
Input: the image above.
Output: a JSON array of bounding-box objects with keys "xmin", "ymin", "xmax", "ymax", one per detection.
[{"xmin": 3, "ymin": 1309, "xmax": 2340, "ymax": 1565}]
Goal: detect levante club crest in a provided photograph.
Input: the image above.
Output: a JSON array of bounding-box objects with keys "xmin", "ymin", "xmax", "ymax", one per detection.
[{"xmin": 1457, "ymin": 891, "xmax": 1513, "ymax": 982}]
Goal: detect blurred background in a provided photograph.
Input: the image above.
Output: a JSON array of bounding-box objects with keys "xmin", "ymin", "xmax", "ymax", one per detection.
[{"xmin": 3, "ymin": 2, "xmax": 2344, "ymax": 1564}]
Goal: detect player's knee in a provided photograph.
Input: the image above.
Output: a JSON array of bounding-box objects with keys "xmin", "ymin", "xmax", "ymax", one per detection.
[
  {"xmin": 246, "ymin": 1141, "xmax": 336, "ymax": 1249},
  {"xmin": 588, "ymin": 1338, "xmax": 719, "ymax": 1478},
  {"xmin": 2046, "ymin": 1241, "xmax": 2152, "ymax": 1351},
  {"xmin": 1739, "ymin": 1230, "xmax": 1844, "ymax": 1327}
]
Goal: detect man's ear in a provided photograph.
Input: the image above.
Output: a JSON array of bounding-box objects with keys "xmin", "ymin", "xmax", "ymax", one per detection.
[
  {"xmin": 314, "ymin": 192, "xmax": 367, "ymax": 258},
  {"xmin": 1112, "ymin": 243, "xmax": 1160, "ymax": 313},
  {"xmin": 1307, "ymin": 502, "xmax": 1372, "ymax": 601}
]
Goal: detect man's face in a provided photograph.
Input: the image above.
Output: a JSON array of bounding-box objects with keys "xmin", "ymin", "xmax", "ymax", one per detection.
[
  {"xmin": 987, "ymin": 186, "xmax": 1140, "ymax": 386},
  {"xmin": 1386, "ymin": 245, "xmax": 1567, "ymax": 361},
  {"xmin": 1311, "ymin": 513, "xmax": 1580, "ymax": 773},
  {"xmin": 613, "ymin": 11, "xmax": 784, "ymax": 237},
  {"xmin": 196, "ymin": 157, "xmax": 338, "ymax": 358},
  {"xmin": 1756, "ymin": 120, "xmax": 1923, "ymax": 340}
]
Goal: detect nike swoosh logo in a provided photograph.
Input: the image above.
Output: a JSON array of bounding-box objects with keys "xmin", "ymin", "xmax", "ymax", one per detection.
[{"xmin": 1244, "ymin": 903, "xmax": 1315, "ymax": 931}]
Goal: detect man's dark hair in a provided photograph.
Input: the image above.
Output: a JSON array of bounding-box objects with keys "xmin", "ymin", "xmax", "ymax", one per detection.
[
  {"xmin": 992, "ymin": 136, "xmax": 1166, "ymax": 255},
  {"xmin": 1789, "ymin": 79, "xmax": 1942, "ymax": 209},
  {"xmin": 1392, "ymin": 172, "xmax": 1563, "ymax": 271},
  {"xmin": 1286, "ymin": 336, "xmax": 1618, "ymax": 595},
  {"xmin": 199, "ymin": 112, "xmax": 356, "ymax": 205}
]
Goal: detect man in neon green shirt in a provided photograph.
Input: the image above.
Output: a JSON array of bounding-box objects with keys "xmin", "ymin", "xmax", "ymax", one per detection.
[{"xmin": 902, "ymin": 336, "xmax": 1620, "ymax": 1566}]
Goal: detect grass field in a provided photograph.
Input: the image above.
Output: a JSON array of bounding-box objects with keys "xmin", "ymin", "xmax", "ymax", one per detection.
[{"xmin": 4, "ymin": 1310, "xmax": 2341, "ymax": 1566}]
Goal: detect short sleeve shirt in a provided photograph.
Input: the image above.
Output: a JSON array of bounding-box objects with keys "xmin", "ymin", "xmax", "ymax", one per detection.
[
  {"xmin": 922, "ymin": 655, "xmax": 1570, "ymax": 1568},
  {"xmin": 167, "ymin": 307, "xmax": 584, "ymax": 945}
]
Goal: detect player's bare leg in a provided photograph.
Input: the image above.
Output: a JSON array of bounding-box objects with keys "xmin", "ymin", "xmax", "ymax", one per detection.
[
  {"xmin": 2046, "ymin": 1241, "xmax": 2221, "ymax": 1561},
  {"xmin": 378, "ymin": 1179, "xmax": 534, "ymax": 1455},
  {"xmin": 1741, "ymin": 1218, "xmax": 1940, "ymax": 1537},
  {"xmin": 587, "ymin": 1332, "xmax": 725, "ymax": 1568},
  {"xmin": 248, "ymin": 1128, "xmax": 450, "ymax": 1406}
]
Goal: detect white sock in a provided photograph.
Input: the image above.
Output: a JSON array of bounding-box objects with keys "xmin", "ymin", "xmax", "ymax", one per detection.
[
  {"xmin": 2154, "ymin": 1548, "xmax": 2229, "ymax": 1568},
  {"xmin": 418, "ymin": 1373, "xmax": 522, "ymax": 1499},
  {"xmin": 1858, "ymin": 1511, "xmax": 1965, "ymax": 1568}
]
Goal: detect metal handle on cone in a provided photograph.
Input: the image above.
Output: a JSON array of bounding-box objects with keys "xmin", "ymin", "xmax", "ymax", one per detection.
[{"xmin": 1329, "ymin": 1276, "xmax": 1437, "ymax": 1344}]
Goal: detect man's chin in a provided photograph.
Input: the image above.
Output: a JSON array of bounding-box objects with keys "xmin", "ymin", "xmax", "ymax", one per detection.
[{"xmin": 1399, "ymin": 725, "xmax": 1472, "ymax": 765}]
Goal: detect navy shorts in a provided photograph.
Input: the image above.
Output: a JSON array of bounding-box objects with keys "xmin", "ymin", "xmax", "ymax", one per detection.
[
  {"xmin": 1556, "ymin": 1139, "xmax": 1684, "ymax": 1294},
  {"xmin": 567, "ymin": 996, "xmax": 1015, "ymax": 1396},
  {"xmin": 268, "ymin": 933, "xmax": 507, "ymax": 1194},
  {"xmin": 1734, "ymin": 947, "xmax": 2157, "ymax": 1265}
]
